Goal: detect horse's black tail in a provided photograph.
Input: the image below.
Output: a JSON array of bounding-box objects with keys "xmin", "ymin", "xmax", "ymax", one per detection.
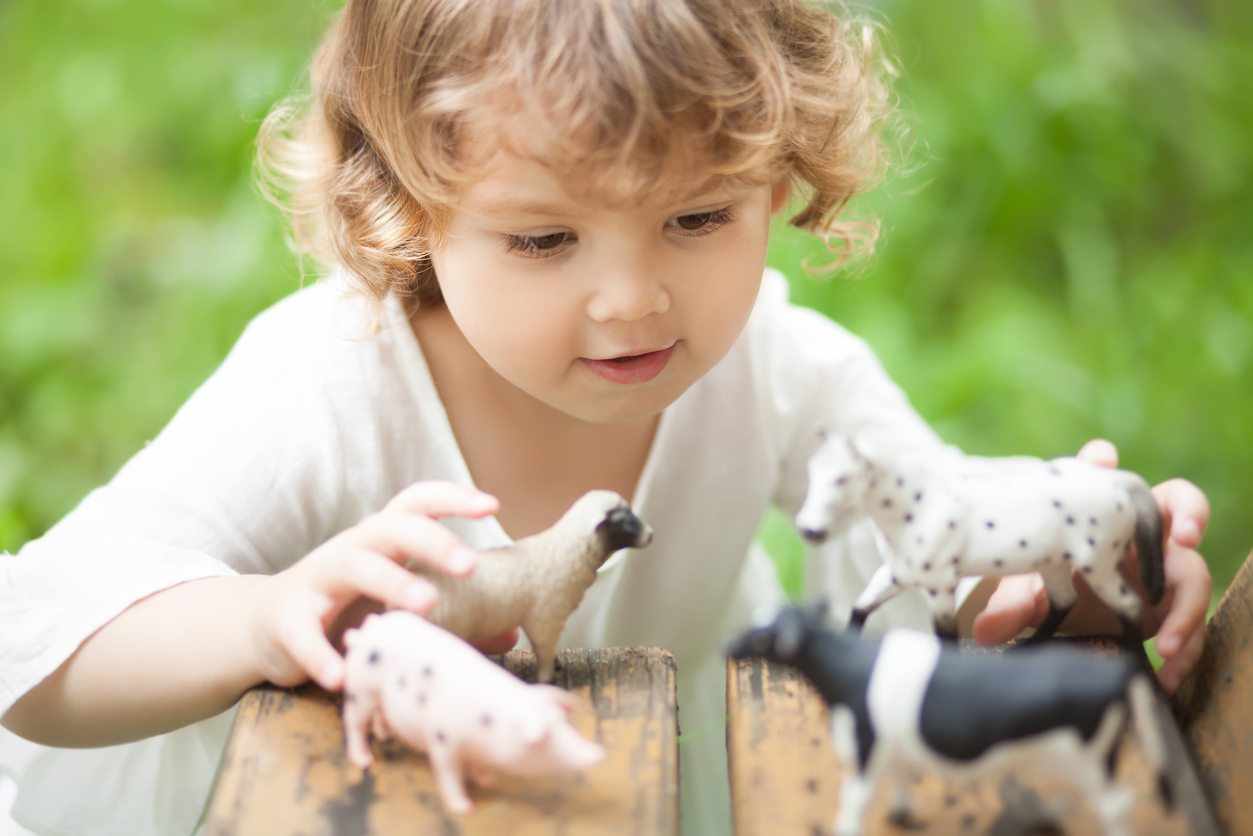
[{"xmin": 1121, "ymin": 472, "xmax": 1165, "ymax": 605}]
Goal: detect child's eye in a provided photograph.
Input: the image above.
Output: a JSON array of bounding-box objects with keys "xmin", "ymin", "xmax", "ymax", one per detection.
[
  {"xmin": 668, "ymin": 206, "xmax": 735, "ymax": 236},
  {"xmin": 502, "ymin": 231, "xmax": 575, "ymax": 258}
]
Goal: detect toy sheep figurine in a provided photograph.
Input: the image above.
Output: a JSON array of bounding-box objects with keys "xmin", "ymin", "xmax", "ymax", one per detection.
[
  {"xmin": 343, "ymin": 610, "xmax": 605, "ymax": 814},
  {"xmin": 795, "ymin": 432, "xmax": 1164, "ymax": 642},
  {"xmin": 417, "ymin": 490, "xmax": 652, "ymax": 683},
  {"xmin": 729, "ymin": 605, "xmax": 1169, "ymax": 836}
]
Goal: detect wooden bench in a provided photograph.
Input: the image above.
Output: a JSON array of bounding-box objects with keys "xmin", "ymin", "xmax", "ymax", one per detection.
[
  {"xmin": 204, "ymin": 647, "xmax": 678, "ymax": 836},
  {"xmin": 1174, "ymin": 549, "xmax": 1253, "ymax": 836},
  {"xmin": 727, "ymin": 640, "xmax": 1221, "ymax": 836}
]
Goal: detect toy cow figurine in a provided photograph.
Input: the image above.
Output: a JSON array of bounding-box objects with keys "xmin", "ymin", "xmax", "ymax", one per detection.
[
  {"xmin": 418, "ymin": 490, "xmax": 652, "ymax": 682},
  {"xmin": 729, "ymin": 605, "xmax": 1169, "ymax": 836},
  {"xmin": 795, "ymin": 432, "xmax": 1164, "ymax": 642},
  {"xmin": 342, "ymin": 610, "xmax": 605, "ymax": 814}
]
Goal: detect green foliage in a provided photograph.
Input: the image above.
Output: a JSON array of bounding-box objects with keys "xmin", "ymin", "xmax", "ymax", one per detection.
[
  {"xmin": 2, "ymin": 0, "xmax": 1249, "ymax": 601},
  {"xmin": 766, "ymin": 0, "xmax": 1253, "ymax": 595}
]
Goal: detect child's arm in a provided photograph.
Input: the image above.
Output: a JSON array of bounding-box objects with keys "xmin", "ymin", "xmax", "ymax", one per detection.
[
  {"xmin": 1, "ymin": 481, "xmax": 501, "ymax": 747},
  {"xmin": 972, "ymin": 439, "xmax": 1212, "ymax": 695}
]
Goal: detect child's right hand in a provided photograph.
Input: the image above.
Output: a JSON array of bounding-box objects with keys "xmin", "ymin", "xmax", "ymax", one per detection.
[{"xmin": 245, "ymin": 481, "xmax": 501, "ymax": 692}]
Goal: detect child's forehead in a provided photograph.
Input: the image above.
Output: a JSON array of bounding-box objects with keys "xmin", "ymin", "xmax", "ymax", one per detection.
[{"xmin": 456, "ymin": 131, "xmax": 766, "ymax": 216}]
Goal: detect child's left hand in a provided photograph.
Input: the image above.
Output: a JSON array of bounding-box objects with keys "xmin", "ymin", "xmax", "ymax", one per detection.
[{"xmin": 972, "ymin": 439, "xmax": 1213, "ymax": 695}]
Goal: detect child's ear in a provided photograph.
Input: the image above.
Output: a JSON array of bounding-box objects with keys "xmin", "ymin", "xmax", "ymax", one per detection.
[{"xmin": 770, "ymin": 178, "xmax": 792, "ymax": 215}]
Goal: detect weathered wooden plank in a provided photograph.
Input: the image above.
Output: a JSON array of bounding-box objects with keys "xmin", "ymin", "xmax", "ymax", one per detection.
[
  {"xmin": 1173, "ymin": 548, "xmax": 1253, "ymax": 836},
  {"xmin": 205, "ymin": 646, "xmax": 678, "ymax": 836},
  {"xmin": 728, "ymin": 640, "xmax": 1214, "ymax": 836}
]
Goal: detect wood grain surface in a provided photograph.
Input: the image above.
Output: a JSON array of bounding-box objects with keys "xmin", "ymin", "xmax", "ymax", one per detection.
[
  {"xmin": 204, "ymin": 646, "xmax": 678, "ymax": 836},
  {"xmin": 727, "ymin": 640, "xmax": 1218, "ymax": 836},
  {"xmin": 1173, "ymin": 548, "xmax": 1253, "ymax": 836}
]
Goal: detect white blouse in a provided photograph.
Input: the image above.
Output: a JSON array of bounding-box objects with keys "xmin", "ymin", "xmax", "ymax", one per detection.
[{"xmin": 0, "ymin": 269, "xmax": 948, "ymax": 836}]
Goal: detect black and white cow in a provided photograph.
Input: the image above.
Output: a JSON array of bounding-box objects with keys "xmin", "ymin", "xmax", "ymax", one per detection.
[{"xmin": 728, "ymin": 605, "xmax": 1169, "ymax": 836}]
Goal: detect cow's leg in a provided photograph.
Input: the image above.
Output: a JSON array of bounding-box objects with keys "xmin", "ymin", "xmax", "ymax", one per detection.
[
  {"xmin": 834, "ymin": 772, "xmax": 873, "ymax": 836},
  {"xmin": 850, "ymin": 564, "xmax": 904, "ymax": 631},
  {"xmin": 1022, "ymin": 565, "xmax": 1079, "ymax": 644}
]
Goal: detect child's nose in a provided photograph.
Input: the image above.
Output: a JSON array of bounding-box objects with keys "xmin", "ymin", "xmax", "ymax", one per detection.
[{"xmin": 585, "ymin": 262, "xmax": 671, "ymax": 323}]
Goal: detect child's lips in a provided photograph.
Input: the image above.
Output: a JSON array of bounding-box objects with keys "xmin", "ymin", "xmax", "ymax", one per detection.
[{"xmin": 579, "ymin": 344, "xmax": 676, "ymax": 384}]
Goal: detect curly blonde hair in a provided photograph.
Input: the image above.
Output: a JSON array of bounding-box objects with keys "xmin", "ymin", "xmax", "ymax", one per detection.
[{"xmin": 258, "ymin": 0, "xmax": 893, "ymax": 303}]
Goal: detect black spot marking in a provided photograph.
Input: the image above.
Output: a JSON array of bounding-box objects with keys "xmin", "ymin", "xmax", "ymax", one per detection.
[
  {"xmin": 368, "ymin": 650, "xmax": 380, "ymax": 665},
  {"xmin": 1019, "ymin": 539, "xmax": 1028, "ymax": 548},
  {"xmin": 1087, "ymin": 538, "xmax": 1096, "ymax": 547},
  {"xmin": 882, "ymin": 498, "xmax": 893, "ymax": 508},
  {"xmin": 928, "ymin": 589, "xmax": 937, "ymax": 597},
  {"xmin": 835, "ymin": 476, "xmax": 848, "ymax": 486},
  {"xmin": 481, "ymin": 714, "xmax": 493, "ymax": 726},
  {"xmin": 915, "ymin": 492, "xmax": 923, "ymax": 502},
  {"xmin": 346, "ymin": 693, "xmax": 356, "ymax": 703},
  {"xmin": 1089, "ymin": 517, "xmax": 1098, "ymax": 525},
  {"xmin": 916, "ymin": 536, "xmax": 924, "ymax": 545},
  {"xmin": 1063, "ymin": 552, "xmax": 1072, "ymax": 561},
  {"xmin": 1112, "ymin": 540, "xmax": 1120, "ymax": 549},
  {"xmin": 1066, "ymin": 516, "xmax": 1075, "ymax": 525},
  {"xmin": 422, "ymin": 666, "xmax": 433, "ymax": 677},
  {"xmin": 807, "ymin": 779, "xmax": 818, "ymax": 794},
  {"xmin": 897, "ymin": 477, "xmax": 905, "ymax": 487},
  {"xmin": 1053, "ymin": 500, "xmax": 1062, "ymax": 508},
  {"xmin": 397, "ymin": 677, "xmax": 407, "ymax": 688},
  {"xmin": 994, "ymin": 559, "xmax": 1004, "ymax": 567},
  {"xmin": 951, "ymin": 557, "xmax": 960, "ymax": 565},
  {"xmin": 1049, "ymin": 466, "xmax": 1062, "ymax": 476},
  {"xmin": 1119, "ymin": 585, "xmax": 1129, "ymax": 595},
  {"xmin": 922, "ymin": 562, "xmax": 932, "ymax": 571},
  {"xmin": 436, "ymin": 731, "xmax": 446, "ymax": 743},
  {"xmin": 1117, "ymin": 503, "xmax": 1124, "ymax": 512},
  {"xmin": 905, "ymin": 514, "xmax": 914, "ymax": 523},
  {"xmin": 417, "ymin": 693, "xmax": 427, "ymax": 705},
  {"xmin": 1082, "ymin": 567, "xmax": 1093, "ymax": 574},
  {"xmin": 986, "ymin": 521, "xmax": 995, "ymax": 529}
]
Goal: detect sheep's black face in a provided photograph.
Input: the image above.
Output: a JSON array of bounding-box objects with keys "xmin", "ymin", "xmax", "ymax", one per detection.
[{"xmin": 596, "ymin": 506, "xmax": 652, "ymax": 556}]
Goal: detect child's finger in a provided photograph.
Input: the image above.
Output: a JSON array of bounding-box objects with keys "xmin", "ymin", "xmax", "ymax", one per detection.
[
  {"xmin": 353, "ymin": 514, "xmax": 478, "ymax": 577},
  {"xmin": 1155, "ymin": 627, "xmax": 1206, "ymax": 696},
  {"xmin": 384, "ymin": 481, "xmax": 499, "ymax": 520},
  {"xmin": 1076, "ymin": 438, "xmax": 1119, "ymax": 468},
  {"xmin": 1151, "ymin": 478, "xmax": 1211, "ymax": 548},
  {"xmin": 468, "ymin": 629, "xmax": 521, "ymax": 655},
  {"xmin": 321, "ymin": 548, "xmax": 441, "ymax": 613},
  {"xmin": 1151, "ymin": 546, "xmax": 1212, "ymax": 658},
  {"xmin": 972, "ymin": 574, "xmax": 1047, "ymax": 645},
  {"xmin": 283, "ymin": 603, "xmax": 349, "ymax": 691}
]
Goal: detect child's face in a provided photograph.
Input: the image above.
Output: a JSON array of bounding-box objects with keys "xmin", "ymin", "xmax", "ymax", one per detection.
[{"xmin": 429, "ymin": 148, "xmax": 787, "ymax": 425}]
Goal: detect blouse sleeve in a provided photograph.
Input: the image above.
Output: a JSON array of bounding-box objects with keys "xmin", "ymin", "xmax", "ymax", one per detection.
[{"xmin": 0, "ymin": 285, "xmax": 355, "ymax": 716}]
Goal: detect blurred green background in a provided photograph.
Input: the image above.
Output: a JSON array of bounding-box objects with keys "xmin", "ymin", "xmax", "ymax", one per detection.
[{"xmin": 1, "ymin": 1, "xmax": 1249, "ymax": 604}]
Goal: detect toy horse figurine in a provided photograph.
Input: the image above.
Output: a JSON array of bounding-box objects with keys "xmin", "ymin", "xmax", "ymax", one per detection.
[
  {"xmin": 728, "ymin": 604, "xmax": 1170, "ymax": 836},
  {"xmin": 795, "ymin": 432, "xmax": 1164, "ymax": 642}
]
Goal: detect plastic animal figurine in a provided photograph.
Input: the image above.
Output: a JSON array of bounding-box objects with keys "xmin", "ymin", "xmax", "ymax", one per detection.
[
  {"xmin": 795, "ymin": 432, "xmax": 1164, "ymax": 641},
  {"xmin": 419, "ymin": 489, "xmax": 652, "ymax": 682},
  {"xmin": 342, "ymin": 610, "xmax": 605, "ymax": 814},
  {"xmin": 729, "ymin": 605, "xmax": 1170, "ymax": 836}
]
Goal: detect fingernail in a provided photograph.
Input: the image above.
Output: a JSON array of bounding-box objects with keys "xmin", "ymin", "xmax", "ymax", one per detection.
[
  {"xmin": 1174, "ymin": 520, "xmax": 1199, "ymax": 543},
  {"xmin": 405, "ymin": 583, "xmax": 435, "ymax": 609},
  {"xmin": 448, "ymin": 547, "xmax": 476, "ymax": 574},
  {"xmin": 320, "ymin": 660, "xmax": 342, "ymax": 687}
]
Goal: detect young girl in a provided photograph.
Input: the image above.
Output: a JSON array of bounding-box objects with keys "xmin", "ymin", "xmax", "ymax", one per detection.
[{"xmin": 0, "ymin": 1, "xmax": 1213, "ymax": 834}]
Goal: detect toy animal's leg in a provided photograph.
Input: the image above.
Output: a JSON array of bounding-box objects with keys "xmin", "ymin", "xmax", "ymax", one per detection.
[
  {"xmin": 427, "ymin": 740, "xmax": 473, "ymax": 815},
  {"xmin": 342, "ymin": 693, "xmax": 377, "ymax": 769},
  {"xmin": 834, "ymin": 771, "xmax": 873, "ymax": 836},
  {"xmin": 522, "ymin": 621, "xmax": 563, "ymax": 684},
  {"xmin": 886, "ymin": 767, "xmax": 920, "ymax": 828},
  {"xmin": 469, "ymin": 763, "xmax": 496, "ymax": 789},
  {"xmin": 1081, "ymin": 560, "xmax": 1145, "ymax": 647},
  {"xmin": 1022, "ymin": 565, "xmax": 1078, "ymax": 644},
  {"xmin": 926, "ymin": 587, "xmax": 958, "ymax": 640},
  {"xmin": 850, "ymin": 564, "xmax": 904, "ymax": 631}
]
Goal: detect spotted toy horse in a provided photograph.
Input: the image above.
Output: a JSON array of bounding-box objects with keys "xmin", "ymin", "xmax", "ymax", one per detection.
[
  {"xmin": 795, "ymin": 433, "xmax": 1164, "ymax": 641},
  {"xmin": 729, "ymin": 605, "xmax": 1170, "ymax": 836}
]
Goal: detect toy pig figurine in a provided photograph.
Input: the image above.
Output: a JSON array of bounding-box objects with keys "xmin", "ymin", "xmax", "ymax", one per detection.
[
  {"xmin": 342, "ymin": 610, "xmax": 605, "ymax": 814},
  {"xmin": 420, "ymin": 489, "xmax": 652, "ymax": 683}
]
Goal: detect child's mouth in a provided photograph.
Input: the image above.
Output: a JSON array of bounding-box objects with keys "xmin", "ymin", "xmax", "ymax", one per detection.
[{"xmin": 579, "ymin": 344, "xmax": 676, "ymax": 385}]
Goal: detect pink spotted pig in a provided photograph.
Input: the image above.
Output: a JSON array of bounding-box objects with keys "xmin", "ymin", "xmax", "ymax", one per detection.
[{"xmin": 342, "ymin": 609, "xmax": 605, "ymax": 814}]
